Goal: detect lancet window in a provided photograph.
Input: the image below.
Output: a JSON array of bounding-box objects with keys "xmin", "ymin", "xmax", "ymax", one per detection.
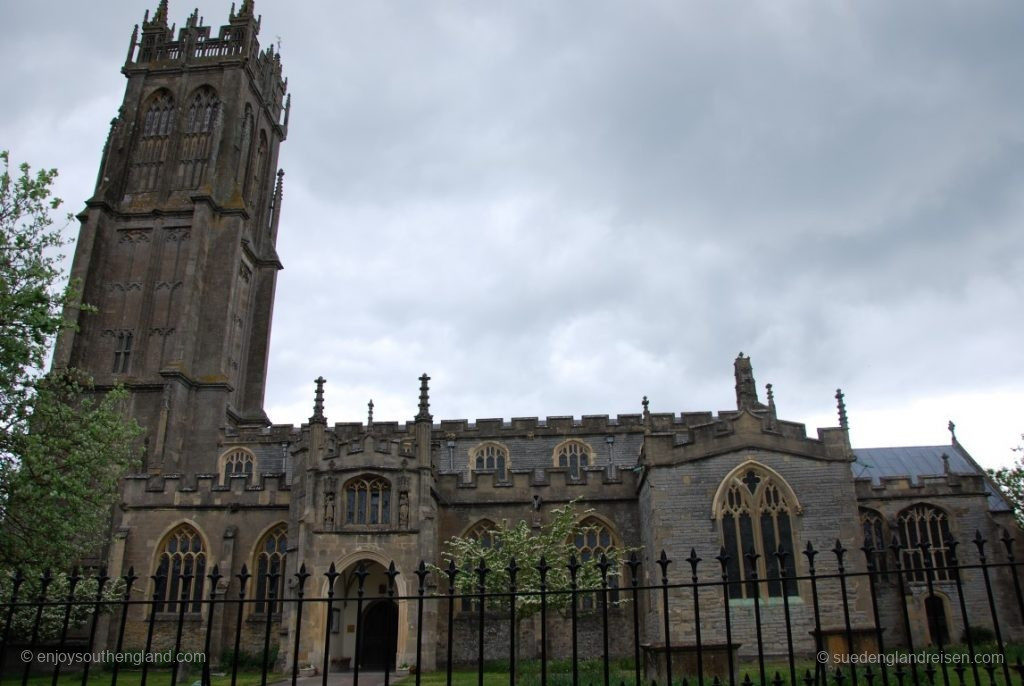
[
  {"xmin": 152, "ymin": 524, "xmax": 206, "ymax": 613},
  {"xmin": 253, "ymin": 524, "xmax": 287, "ymax": 614}
]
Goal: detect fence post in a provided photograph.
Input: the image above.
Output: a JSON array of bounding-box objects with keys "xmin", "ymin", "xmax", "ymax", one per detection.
[
  {"xmin": 261, "ymin": 568, "xmax": 280, "ymax": 685},
  {"xmin": 111, "ymin": 567, "xmax": 139, "ymax": 686},
  {"xmin": 775, "ymin": 547, "xmax": 796, "ymax": 686},
  {"xmin": 291, "ymin": 563, "xmax": 310, "ymax": 686},
  {"xmin": 568, "ymin": 554, "xmax": 580, "ymax": 686},
  {"xmin": 79, "ymin": 568, "xmax": 108, "ymax": 686},
  {"xmin": 50, "ymin": 567, "xmax": 80, "ymax": 686},
  {"xmin": 859, "ymin": 542, "xmax": 889, "ymax": 686},
  {"xmin": 744, "ymin": 549, "xmax": 765, "ymax": 686},
  {"xmin": 656, "ymin": 550, "xmax": 673, "ymax": 686},
  {"xmin": 22, "ymin": 569, "xmax": 53, "ymax": 686},
  {"xmin": 687, "ymin": 548, "xmax": 704, "ymax": 686},
  {"xmin": 537, "ymin": 557, "xmax": 550, "ymax": 686},
  {"xmin": 385, "ymin": 561, "xmax": 400, "ymax": 686},
  {"xmin": 507, "ymin": 558, "xmax": 519, "ymax": 686},
  {"xmin": 599, "ymin": 552, "xmax": 611, "ymax": 686},
  {"xmin": 802, "ymin": 542, "xmax": 825, "ymax": 686},
  {"xmin": 972, "ymin": 530, "xmax": 1012, "ymax": 685},
  {"xmin": 230, "ymin": 564, "xmax": 251, "ymax": 686},
  {"xmin": 832, "ymin": 540, "xmax": 857, "ymax": 686},
  {"xmin": 445, "ymin": 560, "xmax": 458, "ymax": 686},
  {"xmin": 715, "ymin": 548, "xmax": 736, "ymax": 686},
  {"xmin": 627, "ymin": 552, "xmax": 642, "ymax": 686}
]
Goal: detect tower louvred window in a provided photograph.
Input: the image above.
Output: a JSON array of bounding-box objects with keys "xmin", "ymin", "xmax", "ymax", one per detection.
[
  {"xmin": 129, "ymin": 91, "xmax": 175, "ymax": 192},
  {"xmin": 177, "ymin": 87, "xmax": 220, "ymax": 189}
]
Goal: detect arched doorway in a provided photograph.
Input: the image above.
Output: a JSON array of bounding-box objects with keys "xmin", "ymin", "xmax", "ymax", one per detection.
[
  {"xmin": 324, "ymin": 557, "xmax": 404, "ymax": 673},
  {"xmin": 360, "ymin": 600, "xmax": 399, "ymax": 670}
]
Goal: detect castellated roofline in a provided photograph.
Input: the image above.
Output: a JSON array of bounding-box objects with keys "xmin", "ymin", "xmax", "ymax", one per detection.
[
  {"xmin": 854, "ymin": 471, "xmax": 991, "ymax": 502},
  {"xmin": 436, "ymin": 467, "xmax": 638, "ymax": 504},
  {"xmin": 643, "ymin": 409, "xmax": 851, "ymax": 466},
  {"xmin": 120, "ymin": 472, "xmax": 290, "ymax": 508}
]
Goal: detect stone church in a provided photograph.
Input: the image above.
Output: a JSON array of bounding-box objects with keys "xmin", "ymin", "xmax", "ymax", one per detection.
[{"xmin": 52, "ymin": 1, "xmax": 1020, "ymax": 674}]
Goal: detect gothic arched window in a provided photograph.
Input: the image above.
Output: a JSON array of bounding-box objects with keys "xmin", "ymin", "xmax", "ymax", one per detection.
[
  {"xmin": 153, "ymin": 524, "xmax": 206, "ymax": 613},
  {"xmin": 129, "ymin": 90, "xmax": 175, "ymax": 192},
  {"xmin": 176, "ymin": 86, "xmax": 220, "ymax": 189},
  {"xmin": 253, "ymin": 523, "xmax": 287, "ymax": 615},
  {"xmin": 461, "ymin": 520, "xmax": 498, "ymax": 611},
  {"xmin": 573, "ymin": 517, "xmax": 621, "ymax": 609},
  {"xmin": 860, "ymin": 508, "xmax": 890, "ymax": 580},
  {"xmin": 466, "ymin": 519, "xmax": 498, "ymax": 549},
  {"xmin": 472, "ymin": 443, "xmax": 509, "ymax": 480},
  {"xmin": 555, "ymin": 440, "xmax": 591, "ymax": 479},
  {"xmin": 344, "ymin": 475, "xmax": 391, "ymax": 525},
  {"xmin": 220, "ymin": 448, "xmax": 256, "ymax": 484},
  {"xmin": 715, "ymin": 465, "xmax": 799, "ymax": 599},
  {"xmin": 896, "ymin": 504, "xmax": 953, "ymax": 582}
]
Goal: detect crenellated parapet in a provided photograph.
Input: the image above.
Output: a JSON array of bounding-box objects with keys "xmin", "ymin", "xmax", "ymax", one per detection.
[
  {"xmin": 120, "ymin": 471, "xmax": 291, "ymax": 509},
  {"xmin": 435, "ymin": 413, "xmax": 646, "ymax": 436},
  {"xmin": 436, "ymin": 465, "xmax": 639, "ymax": 503},
  {"xmin": 854, "ymin": 471, "xmax": 991, "ymax": 503},
  {"xmin": 644, "ymin": 409, "xmax": 851, "ymax": 466}
]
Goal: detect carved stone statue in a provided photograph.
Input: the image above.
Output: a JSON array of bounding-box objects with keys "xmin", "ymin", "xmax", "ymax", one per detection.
[
  {"xmin": 324, "ymin": 491, "xmax": 335, "ymax": 526},
  {"xmin": 398, "ymin": 492, "xmax": 410, "ymax": 528}
]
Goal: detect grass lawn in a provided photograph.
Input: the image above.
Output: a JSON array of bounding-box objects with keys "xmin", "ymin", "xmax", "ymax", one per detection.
[{"xmin": 399, "ymin": 647, "xmax": 1023, "ymax": 686}]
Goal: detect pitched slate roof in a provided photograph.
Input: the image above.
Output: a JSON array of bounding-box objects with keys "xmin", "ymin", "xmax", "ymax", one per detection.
[{"xmin": 852, "ymin": 444, "xmax": 1010, "ymax": 512}]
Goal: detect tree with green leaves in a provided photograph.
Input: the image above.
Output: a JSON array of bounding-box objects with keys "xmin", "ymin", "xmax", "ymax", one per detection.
[
  {"xmin": 437, "ymin": 501, "xmax": 633, "ymax": 619},
  {"xmin": 0, "ymin": 150, "xmax": 142, "ymax": 576},
  {"xmin": 988, "ymin": 435, "xmax": 1024, "ymax": 530}
]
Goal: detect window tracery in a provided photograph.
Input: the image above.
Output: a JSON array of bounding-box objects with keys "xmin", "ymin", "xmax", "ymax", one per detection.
[
  {"xmin": 253, "ymin": 523, "xmax": 287, "ymax": 614},
  {"xmin": 153, "ymin": 524, "xmax": 206, "ymax": 613},
  {"xmin": 471, "ymin": 443, "xmax": 509, "ymax": 480},
  {"xmin": 220, "ymin": 448, "xmax": 256, "ymax": 483},
  {"xmin": 129, "ymin": 90, "xmax": 175, "ymax": 192},
  {"xmin": 715, "ymin": 465, "xmax": 799, "ymax": 599},
  {"xmin": 177, "ymin": 86, "xmax": 219, "ymax": 189},
  {"xmin": 555, "ymin": 440, "xmax": 591, "ymax": 479},
  {"xmin": 896, "ymin": 504, "xmax": 953, "ymax": 582},
  {"xmin": 860, "ymin": 508, "xmax": 890, "ymax": 579},
  {"xmin": 573, "ymin": 517, "xmax": 620, "ymax": 608},
  {"xmin": 344, "ymin": 476, "xmax": 391, "ymax": 526}
]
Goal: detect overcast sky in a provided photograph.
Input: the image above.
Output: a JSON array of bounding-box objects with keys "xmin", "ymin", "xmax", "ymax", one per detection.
[{"xmin": 2, "ymin": 1, "xmax": 1022, "ymax": 468}]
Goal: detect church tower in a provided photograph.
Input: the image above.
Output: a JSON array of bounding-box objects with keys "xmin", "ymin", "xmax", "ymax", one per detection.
[{"xmin": 52, "ymin": 0, "xmax": 290, "ymax": 474}]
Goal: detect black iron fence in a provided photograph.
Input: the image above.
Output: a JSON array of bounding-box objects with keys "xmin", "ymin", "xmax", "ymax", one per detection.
[{"xmin": 2, "ymin": 530, "xmax": 1024, "ymax": 686}]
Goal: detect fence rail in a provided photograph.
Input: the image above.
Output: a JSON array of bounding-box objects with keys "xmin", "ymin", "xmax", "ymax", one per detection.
[{"xmin": 2, "ymin": 530, "xmax": 1024, "ymax": 686}]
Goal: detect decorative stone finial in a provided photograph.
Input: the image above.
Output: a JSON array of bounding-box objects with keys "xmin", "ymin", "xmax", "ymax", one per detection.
[
  {"xmin": 310, "ymin": 376, "xmax": 326, "ymax": 424},
  {"xmin": 835, "ymin": 388, "xmax": 848, "ymax": 431},
  {"xmin": 766, "ymin": 383, "xmax": 777, "ymax": 423},
  {"xmin": 153, "ymin": 0, "xmax": 169, "ymax": 24},
  {"xmin": 642, "ymin": 395, "xmax": 650, "ymax": 419},
  {"xmin": 367, "ymin": 399, "xmax": 374, "ymax": 428},
  {"xmin": 948, "ymin": 420, "xmax": 957, "ymax": 443},
  {"xmin": 734, "ymin": 353, "xmax": 760, "ymax": 410},
  {"xmin": 941, "ymin": 452, "xmax": 950, "ymax": 475},
  {"xmin": 416, "ymin": 373, "xmax": 432, "ymax": 422}
]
